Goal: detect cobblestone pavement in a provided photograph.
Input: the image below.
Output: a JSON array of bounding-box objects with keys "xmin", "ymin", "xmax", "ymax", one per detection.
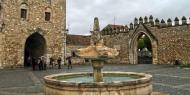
[{"xmin": 0, "ymin": 64, "xmax": 190, "ymax": 95}]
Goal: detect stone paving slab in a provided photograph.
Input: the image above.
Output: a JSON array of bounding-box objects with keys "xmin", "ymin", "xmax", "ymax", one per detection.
[
  {"xmin": 0, "ymin": 70, "xmax": 33, "ymax": 88},
  {"xmin": 179, "ymin": 85, "xmax": 190, "ymax": 89},
  {"xmin": 153, "ymin": 75, "xmax": 190, "ymax": 86},
  {"xmin": 153, "ymin": 83, "xmax": 190, "ymax": 95},
  {"xmin": 148, "ymin": 67, "xmax": 190, "ymax": 78},
  {"xmin": 152, "ymin": 92, "xmax": 169, "ymax": 95},
  {"xmin": 0, "ymin": 64, "xmax": 189, "ymax": 95},
  {"xmin": 0, "ymin": 85, "xmax": 43, "ymax": 93}
]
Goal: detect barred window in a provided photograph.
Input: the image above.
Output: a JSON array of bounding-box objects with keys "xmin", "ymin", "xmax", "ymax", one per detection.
[
  {"xmin": 47, "ymin": 0, "xmax": 51, "ymax": 4},
  {"xmin": 21, "ymin": 9, "xmax": 27, "ymax": 19},
  {"xmin": 45, "ymin": 12, "xmax": 51, "ymax": 21},
  {"xmin": 0, "ymin": 4, "xmax": 2, "ymax": 11}
]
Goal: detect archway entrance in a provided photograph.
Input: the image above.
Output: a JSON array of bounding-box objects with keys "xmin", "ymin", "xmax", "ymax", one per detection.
[
  {"xmin": 137, "ymin": 34, "xmax": 152, "ymax": 64},
  {"xmin": 129, "ymin": 30, "xmax": 158, "ymax": 64},
  {"xmin": 24, "ymin": 32, "xmax": 47, "ymax": 67}
]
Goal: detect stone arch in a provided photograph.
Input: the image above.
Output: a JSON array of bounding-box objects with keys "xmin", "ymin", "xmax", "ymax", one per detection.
[
  {"xmin": 24, "ymin": 32, "xmax": 47, "ymax": 67},
  {"xmin": 129, "ymin": 29, "xmax": 158, "ymax": 64},
  {"xmin": 45, "ymin": 7, "xmax": 51, "ymax": 12}
]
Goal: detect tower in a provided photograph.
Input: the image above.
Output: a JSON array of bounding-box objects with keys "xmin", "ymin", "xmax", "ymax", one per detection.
[{"xmin": 0, "ymin": 0, "xmax": 66, "ymax": 68}]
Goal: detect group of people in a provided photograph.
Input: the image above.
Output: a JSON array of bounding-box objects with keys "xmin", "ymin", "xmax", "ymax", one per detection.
[
  {"xmin": 30, "ymin": 57, "xmax": 47, "ymax": 71},
  {"xmin": 49, "ymin": 57, "xmax": 62, "ymax": 69},
  {"xmin": 27, "ymin": 56, "xmax": 72, "ymax": 71}
]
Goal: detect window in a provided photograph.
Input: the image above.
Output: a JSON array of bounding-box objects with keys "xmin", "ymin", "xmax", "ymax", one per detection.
[
  {"xmin": 45, "ymin": 7, "xmax": 51, "ymax": 21},
  {"xmin": 0, "ymin": 4, "xmax": 2, "ymax": 11},
  {"xmin": 45, "ymin": 12, "xmax": 51, "ymax": 21},
  {"xmin": 47, "ymin": 0, "xmax": 51, "ymax": 4},
  {"xmin": 20, "ymin": 2, "xmax": 28, "ymax": 21},
  {"xmin": 21, "ymin": 9, "xmax": 27, "ymax": 19}
]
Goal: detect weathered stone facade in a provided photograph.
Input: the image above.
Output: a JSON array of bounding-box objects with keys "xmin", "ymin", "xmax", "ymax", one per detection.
[
  {"xmin": 101, "ymin": 16, "xmax": 190, "ymax": 65},
  {"xmin": 66, "ymin": 34, "xmax": 90, "ymax": 64},
  {"xmin": 0, "ymin": 0, "xmax": 66, "ymax": 68}
]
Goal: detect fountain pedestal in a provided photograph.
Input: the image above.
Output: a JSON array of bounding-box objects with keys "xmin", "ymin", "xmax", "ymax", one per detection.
[{"xmin": 92, "ymin": 59, "xmax": 104, "ymax": 82}]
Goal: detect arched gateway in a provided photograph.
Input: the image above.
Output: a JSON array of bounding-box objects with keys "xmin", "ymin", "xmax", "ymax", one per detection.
[
  {"xmin": 129, "ymin": 24, "xmax": 158, "ymax": 64},
  {"xmin": 24, "ymin": 32, "xmax": 47, "ymax": 67}
]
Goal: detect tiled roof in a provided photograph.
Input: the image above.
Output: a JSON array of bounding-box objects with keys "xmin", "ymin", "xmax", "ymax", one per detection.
[
  {"xmin": 67, "ymin": 34, "xmax": 91, "ymax": 46},
  {"xmin": 101, "ymin": 24, "xmax": 128, "ymax": 31}
]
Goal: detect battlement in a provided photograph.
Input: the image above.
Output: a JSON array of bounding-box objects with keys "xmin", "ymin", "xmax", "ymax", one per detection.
[
  {"xmin": 129, "ymin": 15, "xmax": 190, "ymax": 29},
  {"xmin": 102, "ymin": 15, "xmax": 190, "ymax": 65},
  {"xmin": 101, "ymin": 15, "xmax": 190, "ymax": 35}
]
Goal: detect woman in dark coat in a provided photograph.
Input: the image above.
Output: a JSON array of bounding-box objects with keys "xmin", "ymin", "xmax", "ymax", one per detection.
[{"xmin": 66, "ymin": 56, "xmax": 72, "ymax": 69}]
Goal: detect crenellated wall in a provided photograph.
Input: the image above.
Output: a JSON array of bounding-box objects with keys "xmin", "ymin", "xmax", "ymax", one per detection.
[{"xmin": 101, "ymin": 15, "xmax": 190, "ymax": 65}]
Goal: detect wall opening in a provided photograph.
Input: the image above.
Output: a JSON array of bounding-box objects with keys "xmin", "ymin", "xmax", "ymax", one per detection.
[
  {"xmin": 24, "ymin": 32, "xmax": 47, "ymax": 67},
  {"xmin": 137, "ymin": 33, "xmax": 152, "ymax": 64},
  {"xmin": 129, "ymin": 30, "xmax": 158, "ymax": 64}
]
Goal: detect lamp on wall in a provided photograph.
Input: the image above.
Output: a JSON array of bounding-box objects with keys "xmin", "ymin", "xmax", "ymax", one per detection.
[{"xmin": 0, "ymin": 22, "xmax": 5, "ymax": 32}]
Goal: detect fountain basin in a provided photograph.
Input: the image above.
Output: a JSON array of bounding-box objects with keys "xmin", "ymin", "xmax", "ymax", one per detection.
[{"xmin": 44, "ymin": 72, "xmax": 152, "ymax": 95}]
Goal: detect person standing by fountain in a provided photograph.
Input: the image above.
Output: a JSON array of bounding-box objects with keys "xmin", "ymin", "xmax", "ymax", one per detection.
[
  {"xmin": 57, "ymin": 57, "xmax": 62, "ymax": 69},
  {"xmin": 32, "ymin": 57, "xmax": 36, "ymax": 71},
  {"xmin": 41, "ymin": 56, "xmax": 47, "ymax": 70},
  {"xmin": 38, "ymin": 58, "xmax": 43, "ymax": 70},
  {"xmin": 66, "ymin": 56, "xmax": 72, "ymax": 69},
  {"xmin": 49, "ymin": 57, "xmax": 54, "ymax": 69}
]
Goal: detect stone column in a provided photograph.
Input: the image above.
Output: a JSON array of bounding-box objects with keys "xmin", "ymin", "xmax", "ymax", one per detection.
[{"xmin": 92, "ymin": 59, "xmax": 104, "ymax": 82}]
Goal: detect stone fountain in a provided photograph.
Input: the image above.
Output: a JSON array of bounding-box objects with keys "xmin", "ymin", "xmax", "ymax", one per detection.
[{"xmin": 44, "ymin": 17, "xmax": 167, "ymax": 95}]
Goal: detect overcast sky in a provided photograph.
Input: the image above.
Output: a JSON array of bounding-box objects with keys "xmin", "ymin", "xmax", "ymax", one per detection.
[{"xmin": 66, "ymin": 0, "xmax": 190, "ymax": 35}]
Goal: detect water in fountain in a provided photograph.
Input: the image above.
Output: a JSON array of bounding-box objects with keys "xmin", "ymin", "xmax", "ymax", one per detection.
[{"xmin": 54, "ymin": 74, "xmax": 142, "ymax": 83}]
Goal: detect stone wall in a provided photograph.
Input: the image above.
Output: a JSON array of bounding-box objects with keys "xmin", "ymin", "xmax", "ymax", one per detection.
[
  {"xmin": 66, "ymin": 45, "xmax": 86, "ymax": 64},
  {"xmin": 102, "ymin": 16, "xmax": 190, "ymax": 65},
  {"xmin": 103, "ymin": 33, "xmax": 130, "ymax": 64},
  {"xmin": 153, "ymin": 25, "xmax": 190, "ymax": 64},
  {"xmin": 0, "ymin": 0, "xmax": 66, "ymax": 68}
]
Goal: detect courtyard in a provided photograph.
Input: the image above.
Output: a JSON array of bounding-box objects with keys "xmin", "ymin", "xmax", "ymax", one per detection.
[{"xmin": 0, "ymin": 64, "xmax": 189, "ymax": 95}]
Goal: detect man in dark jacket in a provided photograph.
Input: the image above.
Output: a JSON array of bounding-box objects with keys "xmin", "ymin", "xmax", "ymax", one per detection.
[
  {"xmin": 32, "ymin": 57, "xmax": 36, "ymax": 71},
  {"xmin": 57, "ymin": 57, "xmax": 62, "ymax": 69},
  {"xmin": 67, "ymin": 56, "xmax": 72, "ymax": 69}
]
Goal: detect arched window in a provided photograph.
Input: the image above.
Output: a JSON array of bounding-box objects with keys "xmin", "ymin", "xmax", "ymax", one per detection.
[
  {"xmin": 45, "ymin": 7, "xmax": 51, "ymax": 21},
  {"xmin": 20, "ymin": 3, "xmax": 28, "ymax": 20}
]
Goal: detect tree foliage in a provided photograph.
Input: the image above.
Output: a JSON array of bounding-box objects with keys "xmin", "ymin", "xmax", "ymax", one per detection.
[
  {"xmin": 138, "ymin": 39, "xmax": 144, "ymax": 50},
  {"xmin": 137, "ymin": 35, "xmax": 152, "ymax": 51}
]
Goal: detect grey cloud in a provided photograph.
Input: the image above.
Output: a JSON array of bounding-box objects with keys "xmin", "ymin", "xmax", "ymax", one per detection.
[{"xmin": 67, "ymin": 0, "xmax": 190, "ymax": 35}]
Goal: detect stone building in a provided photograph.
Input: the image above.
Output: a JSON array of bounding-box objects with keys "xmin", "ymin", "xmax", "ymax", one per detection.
[
  {"xmin": 101, "ymin": 15, "xmax": 190, "ymax": 65},
  {"xmin": 66, "ymin": 34, "xmax": 90, "ymax": 64},
  {"xmin": 0, "ymin": 0, "xmax": 66, "ymax": 68}
]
